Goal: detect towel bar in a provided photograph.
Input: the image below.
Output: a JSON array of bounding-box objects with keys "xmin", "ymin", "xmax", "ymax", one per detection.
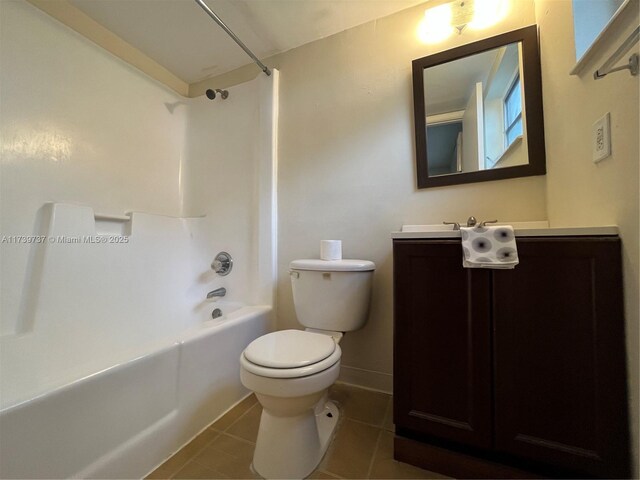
[{"xmin": 594, "ymin": 26, "xmax": 639, "ymax": 79}]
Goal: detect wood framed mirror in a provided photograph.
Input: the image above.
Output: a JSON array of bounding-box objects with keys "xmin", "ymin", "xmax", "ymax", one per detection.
[{"xmin": 412, "ymin": 25, "xmax": 546, "ymax": 188}]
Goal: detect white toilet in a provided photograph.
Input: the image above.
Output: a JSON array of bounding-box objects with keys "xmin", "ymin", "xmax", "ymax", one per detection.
[{"xmin": 240, "ymin": 258, "xmax": 375, "ymax": 479}]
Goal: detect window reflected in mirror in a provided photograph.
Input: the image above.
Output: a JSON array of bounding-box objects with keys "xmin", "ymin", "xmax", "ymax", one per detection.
[
  {"xmin": 423, "ymin": 42, "xmax": 528, "ymax": 177},
  {"xmin": 504, "ymin": 74, "xmax": 522, "ymax": 147}
]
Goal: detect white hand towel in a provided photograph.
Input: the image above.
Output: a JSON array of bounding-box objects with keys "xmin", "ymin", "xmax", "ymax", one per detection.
[{"xmin": 460, "ymin": 225, "xmax": 519, "ymax": 269}]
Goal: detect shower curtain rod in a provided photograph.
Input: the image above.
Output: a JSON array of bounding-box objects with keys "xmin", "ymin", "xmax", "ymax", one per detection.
[{"xmin": 194, "ymin": 0, "xmax": 272, "ymax": 76}]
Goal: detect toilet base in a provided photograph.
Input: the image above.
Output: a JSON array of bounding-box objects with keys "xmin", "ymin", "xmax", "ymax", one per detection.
[{"xmin": 252, "ymin": 399, "xmax": 339, "ymax": 479}]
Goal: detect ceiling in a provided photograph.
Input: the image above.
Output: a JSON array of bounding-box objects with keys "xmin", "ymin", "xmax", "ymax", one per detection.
[
  {"xmin": 424, "ymin": 48, "xmax": 500, "ymax": 114},
  {"xmin": 70, "ymin": 0, "xmax": 427, "ymax": 84}
]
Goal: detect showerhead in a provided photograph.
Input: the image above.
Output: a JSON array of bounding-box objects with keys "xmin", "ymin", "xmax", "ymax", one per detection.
[{"xmin": 205, "ymin": 88, "xmax": 229, "ymax": 100}]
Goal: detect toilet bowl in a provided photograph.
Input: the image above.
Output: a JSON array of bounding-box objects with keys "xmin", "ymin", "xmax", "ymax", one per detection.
[
  {"xmin": 240, "ymin": 330, "xmax": 341, "ymax": 479},
  {"xmin": 240, "ymin": 258, "xmax": 375, "ymax": 479}
]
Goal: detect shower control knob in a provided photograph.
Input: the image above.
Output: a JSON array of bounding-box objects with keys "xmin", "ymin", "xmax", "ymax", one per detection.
[{"xmin": 211, "ymin": 252, "xmax": 233, "ymax": 276}]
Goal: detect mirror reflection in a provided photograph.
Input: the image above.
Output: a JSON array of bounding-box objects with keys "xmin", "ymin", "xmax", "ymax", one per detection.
[{"xmin": 424, "ymin": 42, "xmax": 528, "ymax": 177}]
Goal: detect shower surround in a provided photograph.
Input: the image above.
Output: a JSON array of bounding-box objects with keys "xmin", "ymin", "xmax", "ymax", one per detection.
[{"xmin": 0, "ymin": 1, "xmax": 278, "ymax": 477}]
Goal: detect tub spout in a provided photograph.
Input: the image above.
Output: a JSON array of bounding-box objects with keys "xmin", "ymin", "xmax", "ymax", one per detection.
[{"xmin": 207, "ymin": 287, "xmax": 226, "ymax": 299}]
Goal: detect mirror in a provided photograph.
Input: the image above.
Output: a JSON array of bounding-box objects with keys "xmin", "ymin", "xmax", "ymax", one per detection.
[{"xmin": 412, "ymin": 25, "xmax": 546, "ymax": 188}]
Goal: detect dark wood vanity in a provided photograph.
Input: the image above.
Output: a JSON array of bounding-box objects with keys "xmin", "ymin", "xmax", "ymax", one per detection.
[{"xmin": 392, "ymin": 235, "xmax": 630, "ymax": 478}]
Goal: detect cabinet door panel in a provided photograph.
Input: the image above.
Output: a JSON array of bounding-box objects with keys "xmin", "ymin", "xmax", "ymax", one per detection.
[
  {"xmin": 394, "ymin": 240, "xmax": 492, "ymax": 448},
  {"xmin": 493, "ymin": 238, "xmax": 629, "ymax": 477}
]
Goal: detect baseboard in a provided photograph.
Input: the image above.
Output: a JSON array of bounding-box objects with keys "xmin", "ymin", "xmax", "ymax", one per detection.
[
  {"xmin": 337, "ymin": 365, "xmax": 392, "ymax": 394},
  {"xmin": 394, "ymin": 435, "xmax": 541, "ymax": 479}
]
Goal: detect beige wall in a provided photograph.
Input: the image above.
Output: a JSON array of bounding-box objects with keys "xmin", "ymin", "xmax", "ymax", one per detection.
[
  {"xmin": 276, "ymin": 8, "xmax": 547, "ymax": 389},
  {"xmin": 273, "ymin": 2, "xmax": 546, "ymax": 388},
  {"xmin": 274, "ymin": 1, "xmax": 545, "ymax": 390},
  {"xmin": 196, "ymin": 0, "xmax": 545, "ymax": 391},
  {"xmin": 534, "ymin": 0, "xmax": 639, "ymax": 475}
]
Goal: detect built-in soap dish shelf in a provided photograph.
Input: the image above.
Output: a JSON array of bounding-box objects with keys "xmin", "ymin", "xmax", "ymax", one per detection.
[{"xmin": 94, "ymin": 212, "xmax": 132, "ymax": 236}]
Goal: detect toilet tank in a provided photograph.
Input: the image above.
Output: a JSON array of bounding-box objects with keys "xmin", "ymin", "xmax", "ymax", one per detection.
[{"xmin": 289, "ymin": 259, "xmax": 375, "ymax": 332}]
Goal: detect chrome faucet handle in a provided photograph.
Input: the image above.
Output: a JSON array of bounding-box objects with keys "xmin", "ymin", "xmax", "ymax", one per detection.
[
  {"xmin": 443, "ymin": 221, "xmax": 460, "ymax": 231},
  {"xmin": 466, "ymin": 216, "xmax": 477, "ymax": 227},
  {"xmin": 211, "ymin": 252, "xmax": 233, "ymax": 276},
  {"xmin": 481, "ymin": 219, "xmax": 498, "ymax": 227},
  {"xmin": 207, "ymin": 287, "xmax": 226, "ymax": 299}
]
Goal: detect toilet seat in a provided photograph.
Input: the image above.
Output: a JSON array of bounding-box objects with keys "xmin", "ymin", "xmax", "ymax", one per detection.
[
  {"xmin": 245, "ymin": 330, "xmax": 336, "ymax": 368},
  {"xmin": 241, "ymin": 330, "xmax": 342, "ymax": 379}
]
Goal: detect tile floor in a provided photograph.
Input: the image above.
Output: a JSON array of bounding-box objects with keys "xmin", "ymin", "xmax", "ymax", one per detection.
[{"xmin": 147, "ymin": 383, "xmax": 449, "ymax": 479}]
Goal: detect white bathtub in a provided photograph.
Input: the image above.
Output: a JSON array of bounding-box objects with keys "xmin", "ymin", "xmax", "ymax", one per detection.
[{"xmin": 0, "ymin": 305, "xmax": 272, "ymax": 479}]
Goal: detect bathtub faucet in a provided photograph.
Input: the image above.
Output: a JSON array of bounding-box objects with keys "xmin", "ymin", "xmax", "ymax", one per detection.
[{"xmin": 207, "ymin": 287, "xmax": 226, "ymax": 299}]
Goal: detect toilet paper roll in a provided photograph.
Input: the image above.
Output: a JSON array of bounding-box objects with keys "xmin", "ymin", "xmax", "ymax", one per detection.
[{"xmin": 320, "ymin": 240, "xmax": 342, "ymax": 261}]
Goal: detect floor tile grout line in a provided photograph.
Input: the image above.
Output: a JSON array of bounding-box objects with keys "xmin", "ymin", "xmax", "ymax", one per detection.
[
  {"xmin": 169, "ymin": 456, "xmax": 224, "ymax": 480},
  {"xmin": 212, "ymin": 401, "xmax": 259, "ymax": 435},
  {"xmin": 218, "ymin": 404, "xmax": 262, "ymax": 445},
  {"xmin": 181, "ymin": 404, "xmax": 260, "ymax": 478},
  {"xmin": 217, "ymin": 401, "xmax": 395, "ymax": 446},
  {"xmin": 342, "ymin": 415, "xmax": 388, "ymax": 430},
  {"xmin": 187, "ymin": 434, "xmax": 261, "ymax": 480},
  {"xmin": 214, "ymin": 430, "xmax": 257, "ymax": 446},
  {"xmin": 364, "ymin": 426, "xmax": 384, "ymax": 479},
  {"xmin": 174, "ymin": 466, "xmax": 229, "ymax": 479},
  {"xmin": 171, "ymin": 396, "xmax": 255, "ymax": 467},
  {"xmin": 207, "ymin": 396, "xmax": 257, "ymax": 430},
  {"xmin": 319, "ymin": 413, "xmax": 383, "ymax": 480},
  {"xmin": 216, "ymin": 392, "xmax": 389, "ymax": 432},
  {"xmin": 161, "ymin": 430, "xmax": 223, "ymax": 479},
  {"xmin": 189, "ymin": 445, "xmax": 243, "ymax": 474},
  {"xmin": 382, "ymin": 396, "xmax": 393, "ymax": 431},
  {"xmin": 157, "ymin": 386, "xmax": 406, "ymax": 480},
  {"xmin": 316, "ymin": 468, "xmax": 344, "ymax": 479},
  {"xmin": 187, "ymin": 430, "xmax": 258, "ymax": 471}
]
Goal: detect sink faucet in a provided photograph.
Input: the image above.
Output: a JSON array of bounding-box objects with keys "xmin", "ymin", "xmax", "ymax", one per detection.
[
  {"xmin": 443, "ymin": 216, "xmax": 498, "ymax": 230},
  {"xmin": 207, "ymin": 287, "xmax": 226, "ymax": 299},
  {"xmin": 443, "ymin": 216, "xmax": 478, "ymax": 230}
]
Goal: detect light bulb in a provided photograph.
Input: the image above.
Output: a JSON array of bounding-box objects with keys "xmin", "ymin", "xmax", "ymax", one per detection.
[
  {"xmin": 418, "ymin": 3, "xmax": 455, "ymax": 43},
  {"xmin": 469, "ymin": 0, "xmax": 509, "ymax": 30}
]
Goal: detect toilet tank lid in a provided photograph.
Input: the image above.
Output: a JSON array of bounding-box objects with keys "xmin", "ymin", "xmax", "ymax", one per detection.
[{"xmin": 290, "ymin": 259, "xmax": 376, "ymax": 272}]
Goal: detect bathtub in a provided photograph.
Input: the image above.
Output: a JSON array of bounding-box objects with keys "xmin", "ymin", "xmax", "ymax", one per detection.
[{"xmin": 0, "ymin": 304, "xmax": 272, "ymax": 479}]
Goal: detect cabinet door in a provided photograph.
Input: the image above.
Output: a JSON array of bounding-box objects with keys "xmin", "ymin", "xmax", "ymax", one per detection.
[
  {"xmin": 393, "ymin": 240, "xmax": 492, "ymax": 448},
  {"xmin": 493, "ymin": 238, "xmax": 630, "ymax": 477}
]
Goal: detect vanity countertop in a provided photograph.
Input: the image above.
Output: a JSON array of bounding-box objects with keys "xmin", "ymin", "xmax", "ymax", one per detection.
[{"xmin": 391, "ymin": 222, "xmax": 619, "ymax": 239}]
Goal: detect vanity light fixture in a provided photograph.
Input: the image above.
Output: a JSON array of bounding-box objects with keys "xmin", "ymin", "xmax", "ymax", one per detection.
[
  {"xmin": 450, "ymin": 0, "xmax": 475, "ymax": 34},
  {"xmin": 418, "ymin": 0, "xmax": 509, "ymax": 43}
]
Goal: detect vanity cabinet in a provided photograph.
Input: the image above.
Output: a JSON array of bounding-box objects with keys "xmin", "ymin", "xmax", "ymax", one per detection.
[{"xmin": 393, "ymin": 237, "xmax": 630, "ymax": 479}]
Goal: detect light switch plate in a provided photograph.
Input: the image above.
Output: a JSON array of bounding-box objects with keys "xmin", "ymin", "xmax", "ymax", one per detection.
[{"xmin": 592, "ymin": 112, "xmax": 611, "ymax": 163}]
